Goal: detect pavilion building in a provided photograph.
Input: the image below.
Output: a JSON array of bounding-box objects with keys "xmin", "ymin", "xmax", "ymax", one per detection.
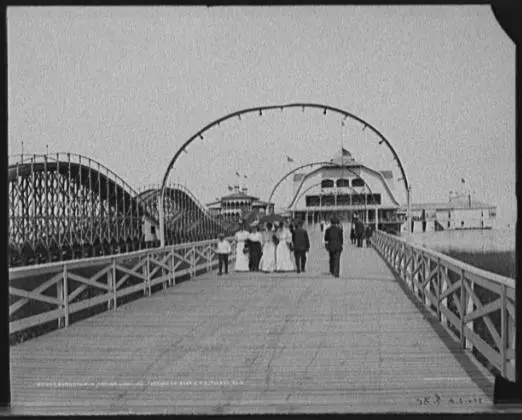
[
  {"xmin": 289, "ymin": 150, "xmax": 405, "ymax": 233},
  {"xmin": 206, "ymin": 186, "xmax": 274, "ymax": 223}
]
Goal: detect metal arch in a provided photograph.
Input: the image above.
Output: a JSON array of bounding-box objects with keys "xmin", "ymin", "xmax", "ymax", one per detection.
[
  {"xmin": 160, "ymin": 102, "xmax": 409, "ymax": 198},
  {"xmin": 159, "ymin": 103, "xmax": 411, "ymax": 246}
]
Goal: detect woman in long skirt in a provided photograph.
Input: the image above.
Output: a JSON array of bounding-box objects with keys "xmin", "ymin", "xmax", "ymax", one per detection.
[
  {"xmin": 259, "ymin": 223, "xmax": 276, "ymax": 273},
  {"xmin": 234, "ymin": 226, "xmax": 250, "ymax": 272},
  {"xmin": 275, "ymin": 222, "xmax": 295, "ymax": 272}
]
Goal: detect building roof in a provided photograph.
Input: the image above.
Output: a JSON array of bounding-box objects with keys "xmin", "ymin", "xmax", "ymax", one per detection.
[
  {"xmin": 408, "ymin": 200, "xmax": 496, "ymax": 211},
  {"xmin": 221, "ymin": 191, "xmax": 259, "ymax": 201}
]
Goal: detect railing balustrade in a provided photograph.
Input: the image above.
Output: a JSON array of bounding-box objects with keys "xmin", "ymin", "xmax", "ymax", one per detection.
[
  {"xmin": 372, "ymin": 230, "xmax": 516, "ymax": 381},
  {"xmin": 9, "ymin": 237, "xmax": 236, "ymax": 342}
]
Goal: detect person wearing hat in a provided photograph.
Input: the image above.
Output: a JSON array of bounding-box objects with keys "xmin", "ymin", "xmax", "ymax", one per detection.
[
  {"xmin": 354, "ymin": 214, "xmax": 365, "ymax": 248},
  {"xmin": 292, "ymin": 219, "xmax": 310, "ymax": 273},
  {"xmin": 324, "ymin": 216, "xmax": 343, "ymax": 277}
]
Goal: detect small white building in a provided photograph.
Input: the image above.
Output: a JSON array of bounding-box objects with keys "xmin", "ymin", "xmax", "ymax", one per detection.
[{"xmin": 406, "ymin": 199, "xmax": 497, "ymax": 233}]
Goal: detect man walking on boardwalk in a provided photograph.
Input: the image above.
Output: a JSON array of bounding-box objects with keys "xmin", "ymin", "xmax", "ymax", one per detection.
[
  {"xmin": 324, "ymin": 216, "xmax": 343, "ymax": 277},
  {"xmin": 292, "ymin": 219, "xmax": 310, "ymax": 273}
]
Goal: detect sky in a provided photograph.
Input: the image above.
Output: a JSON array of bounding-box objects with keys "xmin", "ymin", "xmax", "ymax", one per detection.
[{"xmin": 8, "ymin": 6, "xmax": 516, "ymax": 226}]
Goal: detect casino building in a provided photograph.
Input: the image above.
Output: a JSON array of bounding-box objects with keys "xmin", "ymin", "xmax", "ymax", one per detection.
[
  {"xmin": 289, "ymin": 150, "xmax": 405, "ymax": 233},
  {"xmin": 288, "ymin": 150, "xmax": 497, "ymax": 234}
]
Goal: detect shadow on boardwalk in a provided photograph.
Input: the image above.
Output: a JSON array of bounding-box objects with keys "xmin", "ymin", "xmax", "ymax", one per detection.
[{"xmin": 10, "ymin": 229, "xmax": 507, "ymax": 415}]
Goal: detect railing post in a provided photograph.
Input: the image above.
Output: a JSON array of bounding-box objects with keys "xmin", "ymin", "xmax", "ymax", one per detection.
[
  {"xmin": 466, "ymin": 278, "xmax": 474, "ymax": 352},
  {"xmin": 58, "ymin": 264, "xmax": 69, "ymax": 328},
  {"xmin": 162, "ymin": 251, "xmax": 168, "ymax": 291},
  {"xmin": 459, "ymin": 270, "xmax": 473, "ymax": 351},
  {"xmin": 424, "ymin": 257, "xmax": 430, "ymax": 307},
  {"xmin": 501, "ymin": 284, "xmax": 507, "ymax": 377},
  {"xmin": 506, "ymin": 293, "xmax": 516, "ymax": 380},
  {"xmin": 147, "ymin": 253, "xmax": 152, "ymax": 296},
  {"xmin": 107, "ymin": 260, "xmax": 116, "ymax": 310},
  {"xmin": 191, "ymin": 245, "xmax": 196, "ymax": 279},
  {"xmin": 170, "ymin": 250, "xmax": 176, "ymax": 286},
  {"xmin": 406, "ymin": 249, "xmax": 417, "ymax": 289},
  {"xmin": 207, "ymin": 243, "xmax": 211, "ymax": 273}
]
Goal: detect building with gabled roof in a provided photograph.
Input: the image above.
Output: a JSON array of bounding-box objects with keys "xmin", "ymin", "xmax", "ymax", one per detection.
[
  {"xmin": 289, "ymin": 150, "xmax": 404, "ymax": 233},
  {"xmin": 206, "ymin": 185, "xmax": 274, "ymax": 223}
]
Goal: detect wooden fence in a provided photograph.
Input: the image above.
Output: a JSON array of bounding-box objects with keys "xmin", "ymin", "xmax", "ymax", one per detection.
[
  {"xmin": 372, "ymin": 229, "xmax": 516, "ymax": 381},
  {"xmin": 9, "ymin": 237, "xmax": 236, "ymax": 338}
]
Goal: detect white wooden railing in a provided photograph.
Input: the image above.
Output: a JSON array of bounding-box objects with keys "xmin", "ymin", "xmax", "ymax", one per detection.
[
  {"xmin": 9, "ymin": 237, "xmax": 236, "ymax": 337},
  {"xmin": 372, "ymin": 230, "xmax": 516, "ymax": 381}
]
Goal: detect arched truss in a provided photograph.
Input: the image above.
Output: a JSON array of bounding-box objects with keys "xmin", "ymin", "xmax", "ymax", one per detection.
[
  {"xmin": 160, "ymin": 103, "xmax": 409, "ymax": 214},
  {"xmin": 8, "ymin": 153, "xmax": 232, "ymax": 267}
]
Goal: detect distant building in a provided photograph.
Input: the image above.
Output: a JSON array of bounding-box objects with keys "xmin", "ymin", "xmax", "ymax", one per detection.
[
  {"xmin": 206, "ymin": 186, "xmax": 274, "ymax": 223},
  {"xmin": 404, "ymin": 198, "xmax": 497, "ymax": 233},
  {"xmin": 289, "ymin": 150, "xmax": 404, "ymax": 233}
]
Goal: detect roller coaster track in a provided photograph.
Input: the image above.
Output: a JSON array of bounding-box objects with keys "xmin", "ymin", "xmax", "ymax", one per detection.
[{"xmin": 8, "ymin": 153, "xmax": 234, "ymax": 267}]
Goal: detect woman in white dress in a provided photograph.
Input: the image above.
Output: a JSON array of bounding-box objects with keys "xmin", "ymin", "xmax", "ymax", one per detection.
[
  {"xmin": 259, "ymin": 223, "xmax": 276, "ymax": 273},
  {"xmin": 234, "ymin": 226, "xmax": 250, "ymax": 272},
  {"xmin": 275, "ymin": 222, "xmax": 295, "ymax": 272}
]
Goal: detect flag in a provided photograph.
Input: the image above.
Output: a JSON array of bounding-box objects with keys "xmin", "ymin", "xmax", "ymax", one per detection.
[
  {"xmin": 342, "ymin": 148, "xmax": 351, "ymax": 157},
  {"xmin": 461, "ymin": 178, "xmax": 465, "ymax": 184},
  {"xmin": 228, "ymin": 185, "xmax": 233, "ymax": 191},
  {"xmin": 235, "ymin": 171, "xmax": 240, "ymax": 177},
  {"xmin": 244, "ymin": 175, "xmax": 248, "ymax": 179},
  {"xmin": 287, "ymin": 156, "xmax": 294, "ymax": 163}
]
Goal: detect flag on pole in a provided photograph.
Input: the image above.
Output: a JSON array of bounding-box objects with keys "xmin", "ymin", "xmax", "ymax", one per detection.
[
  {"xmin": 461, "ymin": 178, "xmax": 465, "ymax": 184},
  {"xmin": 244, "ymin": 175, "xmax": 247, "ymax": 179},
  {"xmin": 287, "ymin": 156, "xmax": 294, "ymax": 163},
  {"xmin": 228, "ymin": 185, "xmax": 233, "ymax": 191},
  {"xmin": 236, "ymin": 171, "xmax": 241, "ymax": 177},
  {"xmin": 342, "ymin": 148, "xmax": 351, "ymax": 157}
]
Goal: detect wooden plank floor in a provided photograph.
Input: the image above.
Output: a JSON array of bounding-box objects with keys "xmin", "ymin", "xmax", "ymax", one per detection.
[{"xmin": 9, "ymin": 228, "xmax": 515, "ymax": 414}]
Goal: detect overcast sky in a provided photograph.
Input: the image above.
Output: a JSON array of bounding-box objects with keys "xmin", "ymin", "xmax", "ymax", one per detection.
[{"xmin": 8, "ymin": 6, "xmax": 516, "ymax": 226}]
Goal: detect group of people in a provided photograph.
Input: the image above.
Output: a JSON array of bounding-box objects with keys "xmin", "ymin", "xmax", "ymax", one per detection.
[
  {"xmin": 216, "ymin": 215, "xmax": 374, "ymax": 278},
  {"xmin": 349, "ymin": 215, "xmax": 374, "ymax": 247},
  {"xmin": 215, "ymin": 219, "xmax": 310, "ymax": 275}
]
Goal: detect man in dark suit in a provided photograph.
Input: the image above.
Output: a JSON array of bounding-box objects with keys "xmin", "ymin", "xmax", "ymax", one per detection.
[
  {"xmin": 324, "ymin": 216, "xmax": 343, "ymax": 277},
  {"xmin": 355, "ymin": 216, "xmax": 365, "ymax": 248},
  {"xmin": 292, "ymin": 219, "xmax": 310, "ymax": 273}
]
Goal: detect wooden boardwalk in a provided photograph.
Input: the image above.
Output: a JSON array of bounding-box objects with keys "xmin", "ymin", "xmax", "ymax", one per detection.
[{"xmin": 9, "ymin": 229, "xmax": 510, "ymax": 414}]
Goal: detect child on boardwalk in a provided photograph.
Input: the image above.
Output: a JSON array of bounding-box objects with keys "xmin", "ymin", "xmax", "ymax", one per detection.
[{"xmin": 216, "ymin": 233, "xmax": 231, "ymax": 275}]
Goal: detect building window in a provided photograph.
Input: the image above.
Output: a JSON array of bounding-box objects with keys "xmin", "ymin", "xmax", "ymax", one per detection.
[
  {"xmin": 368, "ymin": 194, "xmax": 381, "ymax": 205},
  {"xmin": 321, "ymin": 179, "xmax": 334, "ymax": 188},
  {"xmin": 336, "ymin": 178, "xmax": 350, "ymax": 187},
  {"xmin": 352, "ymin": 178, "xmax": 365, "ymax": 187},
  {"xmin": 306, "ymin": 195, "xmax": 321, "ymax": 206},
  {"xmin": 322, "ymin": 195, "xmax": 335, "ymax": 206}
]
